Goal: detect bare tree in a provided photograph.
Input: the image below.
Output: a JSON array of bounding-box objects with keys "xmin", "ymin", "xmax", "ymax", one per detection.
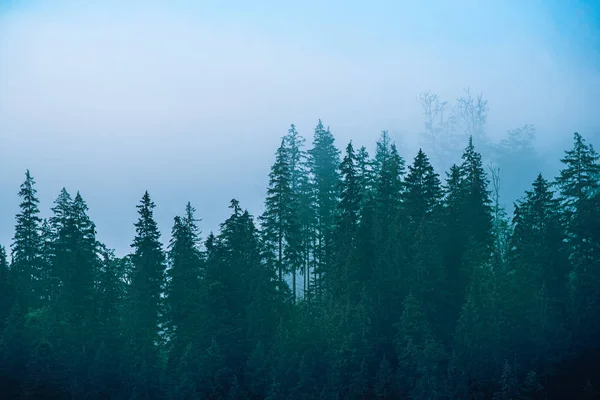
[
  {"xmin": 418, "ymin": 91, "xmax": 457, "ymax": 170},
  {"xmin": 454, "ymin": 88, "xmax": 489, "ymax": 145},
  {"xmin": 487, "ymin": 163, "xmax": 510, "ymax": 264}
]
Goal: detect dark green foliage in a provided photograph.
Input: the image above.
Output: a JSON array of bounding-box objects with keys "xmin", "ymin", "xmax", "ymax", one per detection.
[
  {"xmin": 0, "ymin": 130, "xmax": 598, "ymax": 399},
  {"xmin": 308, "ymin": 119, "xmax": 341, "ymax": 298},
  {"xmin": 555, "ymin": 133, "xmax": 600, "ymax": 347},
  {"xmin": 166, "ymin": 203, "xmax": 203, "ymax": 348},
  {"xmin": 11, "ymin": 170, "xmax": 43, "ymax": 312},
  {"xmin": 126, "ymin": 191, "xmax": 167, "ymax": 396}
]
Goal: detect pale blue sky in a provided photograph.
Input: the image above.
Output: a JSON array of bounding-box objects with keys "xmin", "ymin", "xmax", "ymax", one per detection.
[{"xmin": 0, "ymin": 0, "xmax": 599, "ymax": 255}]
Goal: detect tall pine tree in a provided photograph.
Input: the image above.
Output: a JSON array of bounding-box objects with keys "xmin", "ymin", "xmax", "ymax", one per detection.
[{"xmin": 10, "ymin": 170, "xmax": 43, "ymax": 312}]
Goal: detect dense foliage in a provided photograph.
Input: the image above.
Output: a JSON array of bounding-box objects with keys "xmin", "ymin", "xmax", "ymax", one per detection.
[{"xmin": 0, "ymin": 124, "xmax": 599, "ymax": 399}]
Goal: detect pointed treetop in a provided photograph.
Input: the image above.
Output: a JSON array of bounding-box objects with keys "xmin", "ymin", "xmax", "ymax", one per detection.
[{"xmin": 230, "ymin": 199, "xmax": 241, "ymax": 215}]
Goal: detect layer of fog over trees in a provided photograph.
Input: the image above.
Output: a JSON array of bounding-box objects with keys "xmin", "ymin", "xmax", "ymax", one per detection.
[{"xmin": 0, "ymin": 87, "xmax": 599, "ymax": 399}]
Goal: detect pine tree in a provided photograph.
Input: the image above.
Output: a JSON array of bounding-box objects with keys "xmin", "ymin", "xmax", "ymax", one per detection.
[
  {"xmin": 555, "ymin": 132, "xmax": 600, "ymax": 222},
  {"xmin": 47, "ymin": 188, "xmax": 73, "ymax": 305},
  {"xmin": 126, "ymin": 191, "xmax": 166, "ymax": 396},
  {"xmin": 96, "ymin": 246, "xmax": 123, "ymax": 344},
  {"xmin": 402, "ymin": 149, "xmax": 442, "ymax": 233},
  {"xmin": 166, "ymin": 203, "xmax": 203, "ymax": 360},
  {"xmin": 373, "ymin": 132, "xmax": 405, "ymax": 220},
  {"xmin": 459, "ymin": 136, "xmax": 494, "ymax": 263},
  {"xmin": 508, "ymin": 174, "xmax": 569, "ymax": 360},
  {"xmin": 284, "ymin": 124, "xmax": 308, "ymax": 302},
  {"xmin": 260, "ymin": 138, "xmax": 299, "ymax": 294},
  {"xmin": 65, "ymin": 192, "xmax": 99, "ymax": 330},
  {"xmin": 330, "ymin": 141, "xmax": 361, "ymax": 307},
  {"xmin": 203, "ymin": 200, "xmax": 282, "ymax": 379},
  {"xmin": 555, "ymin": 132, "xmax": 600, "ymax": 346},
  {"xmin": 308, "ymin": 120, "xmax": 341, "ymax": 297},
  {"xmin": 356, "ymin": 145, "xmax": 375, "ymax": 206},
  {"xmin": 11, "ymin": 170, "xmax": 43, "ymax": 312}
]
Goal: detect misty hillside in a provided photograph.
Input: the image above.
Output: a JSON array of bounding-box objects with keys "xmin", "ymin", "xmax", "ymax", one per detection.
[
  {"xmin": 2, "ymin": 1, "xmax": 600, "ymax": 399},
  {"xmin": 1, "ymin": 126, "xmax": 599, "ymax": 399}
]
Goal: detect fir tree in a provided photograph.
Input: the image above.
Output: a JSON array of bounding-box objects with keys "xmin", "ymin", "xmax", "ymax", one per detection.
[
  {"xmin": 308, "ymin": 119, "xmax": 341, "ymax": 297},
  {"xmin": 402, "ymin": 149, "xmax": 442, "ymax": 232},
  {"xmin": 330, "ymin": 141, "xmax": 361, "ymax": 305},
  {"xmin": 10, "ymin": 170, "xmax": 43, "ymax": 312},
  {"xmin": 555, "ymin": 132, "xmax": 600, "ymax": 346},
  {"xmin": 126, "ymin": 191, "xmax": 166, "ymax": 396},
  {"xmin": 165, "ymin": 202, "xmax": 203, "ymax": 366},
  {"xmin": 260, "ymin": 138, "xmax": 299, "ymax": 295}
]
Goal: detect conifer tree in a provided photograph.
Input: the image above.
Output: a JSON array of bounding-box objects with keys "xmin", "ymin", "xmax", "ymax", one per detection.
[
  {"xmin": 11, "ymin": 170, "xmax": 43, "ymax": 312},
  {"xmin": 203, "ymin": 200, "xmax": 282, "ymax": 381},
  {"xmin": 47, "ymin": 188, "xmax": 73, "ymax": 304},
  {"xmin": 96, "ymin": 245, "xmax": 123, "ymax": 345},
  {"xmin": 555, "ymin": 132, "xmax": 600, "ymax": 221},
  {"xmin": 330, "ymin": 141, "xmax": 361, "ymax": 309},
  {"xmin": 507, "ymin": 174, "xmax": 569, "ymax": 362},
  {"xmin": 283, "ymin": 124, "xmax": 308, "ymax": 302},
  {"xmin": 308, "ymin": 120, "xmax": 341, "ymax": 296},
  {"xmin": 555, "ymin": 132, "xmax": 600, "ymax": 346},
  {"xmin": 459, "ymin": 136, "xmax": 494, "ymax": 262},
  {"xmin": 126, "ymin": 191, "xmax": 166, "ymax": 396},
  {"xmin": 65, "ymin": 192, "xmax": 99, "ymax": 330},
  {"xmin": 260, "ymin": 139, "xmax": 298, "ymax": 292},
  {"xmin": 373, "ymin": 132, "xmax": 405, "ymax": 219},
  {"xmin": 166, "ymin": 202, "xmax": 203, "ymax": 357},
  {"xmin": 402, "ymin": 149, "xmax": 442, "ymax": 232},
  {"xmin": 356, "ymin": 145, "xmax": 375, "ymax": 212}
]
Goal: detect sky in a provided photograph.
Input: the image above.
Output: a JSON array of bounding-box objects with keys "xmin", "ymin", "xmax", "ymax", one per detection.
[{"xmin": 0, "ymin": 0, "xmax": 599, "ymax": 256}]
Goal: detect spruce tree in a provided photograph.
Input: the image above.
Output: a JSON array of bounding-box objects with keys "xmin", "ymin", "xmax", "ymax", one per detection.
[
  {"xmin": 260, "ymin": 138, "xmax": 298, "ymax": 292},
  {"xmin": 126, "ymin": 191, "xmax": 166, "ymax": 397},
  {"xmin": 356, "ymin": 145, "xmax": 375, "ymax": 213},
  {"xmin": 555, "ymin": 133, "xmax": 600, "ymax": 346},
  {"xmin": 11, "ymin": 170, "xmax": 43, "ymax": 312},
  {"xmin": 283, "ymin": 124, "xmax": 307, "ymax": 302},
  {"xmin": 330, "ymin": 141, "xmax": 361, "ymax": 310},
  {"xmin": 507, "ymin": 174, "xmax": 569, "ymax": 362},
  {"xmin": 459, "ymin": 136, "xmax": 494, "ymax": 262},
  {"xmin": 47, "ymin": 188, "xmax": 73, "ymax": 305},
  {"xmin": 166, "ymin": 203, "xmax": 203, "ymax": 357},
  {"xmin": 373, "ymin": 132, "xmax": 405, "ymax": 220},
  {"xmin": 555, "ymin": 132, "xmax": 600, "ymax": 221},
  {"xmin": 66, "ymin": 192, "xmax": 99, "ymax": 330},
  {"xmin": 402, "ymin": 149, "xmax": 442, "ymax": 233},
  {"xmin": 308, "ymin": 120, "xmax": 341, "ymax": 297}
]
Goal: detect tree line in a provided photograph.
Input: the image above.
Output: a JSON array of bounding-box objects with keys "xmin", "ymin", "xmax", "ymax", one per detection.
[{"xmin": 0, "ymin": 120, "xmax": 599, "ymax": 399}]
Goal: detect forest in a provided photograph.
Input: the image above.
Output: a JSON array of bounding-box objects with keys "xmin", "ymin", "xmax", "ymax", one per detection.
[{"xmin": 0, "ymin": 96, "xmax": 599, "ymax": 399}]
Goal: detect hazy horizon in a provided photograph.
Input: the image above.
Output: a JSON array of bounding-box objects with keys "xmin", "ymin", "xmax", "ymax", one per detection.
[{"xmin": 1, "ymin": 0, "xmax": 599, "ymax": 256}]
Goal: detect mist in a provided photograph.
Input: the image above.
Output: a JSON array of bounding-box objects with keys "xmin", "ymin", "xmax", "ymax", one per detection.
[{"xmin": 1, "ymin": 0, "xmax": 599, "ymax": 255}]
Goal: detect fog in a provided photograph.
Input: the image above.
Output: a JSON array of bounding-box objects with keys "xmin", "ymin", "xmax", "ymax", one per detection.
[{"xmin": 1, "ymin": 0, "xmax": 599, "ymax": 255}]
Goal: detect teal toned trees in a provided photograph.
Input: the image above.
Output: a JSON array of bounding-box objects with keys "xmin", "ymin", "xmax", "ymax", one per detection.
[
  {"xmin": 260, "ymin": 137, "xmax": 301, "ymax": 300},
  {"xmin": 330, "ymin": 141, "xmax": 361, "ymax": 310},
  {"xmin": 307, "ymin": 120, "xmax": 340, "ymax": 298},
  {"xmin": 555, "ymin": 132, "xmax": 600, "ymax": 347},
  {"xmin": 126, "ymin": 191, "xmax": 167, "ymax": 397},
  {"xmin": 10, "ymin": 170, "xmax": 43, "ymax": 312},
  {"xmin": 165, "ymin": 202, "xmax": 203, "ymax": 374}
]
